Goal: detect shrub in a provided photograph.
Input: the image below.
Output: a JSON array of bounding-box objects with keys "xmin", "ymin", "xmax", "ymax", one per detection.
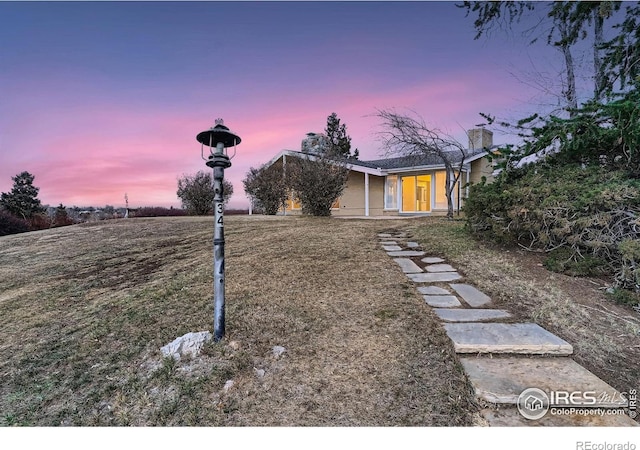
[
  {"xmin": 0, "ymin": 210, "xmax": 30, "ymax": 236},
  {"xmin": 27, "ymin": 214, "xmax": 52, "ymax": 231},
  {"xmin": 286, "ymin": 156, "xmax": 348, "ymax": 216},
  {"xmin": 465, "ymin": 162, "xmax": 640, "ymax": 291},
  {"xmin": 133, "ymin": 207, "xmax": 188, "ymax": 218}
]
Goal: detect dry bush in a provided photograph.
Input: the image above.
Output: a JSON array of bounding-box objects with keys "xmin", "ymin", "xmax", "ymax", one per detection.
[{"xmin": 465, "ymin": 163, "xmax": 640, "ymax": 293}]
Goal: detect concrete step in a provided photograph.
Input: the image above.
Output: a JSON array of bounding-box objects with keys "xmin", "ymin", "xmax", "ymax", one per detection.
[
  {"xmin": 392, "ymin": 258, "xmax": 423, "ymax": 274},
  {"xmin": 460, "ymin": 356, "xmax": 627, "ymax": 407},
  {"xmin": 407, "ymin": 272, "xmax": 462, "ymax": 283},
  {"xmin": 443, "ymin": 323, "xmax": 573, "ymax": 355},
  {"xmin": 418, "ymin": 286, "xmax": 451, "ymax": 295},
  {"xmin": 433, "ymin": 308, "xmax": 512, "ymax": 322},
  {"xmin": 422, "ymin": 257, "xmax": 445, "ymax": 264},
  {"xmin": 479, "ymin": 407, "xmax": 638, "ymax": 426},
  {"xmin": 424, "ymin": 295, "xmax": 462, "ymax": 308},
  {"xmin": 387, "ymin": 250, "xmax": 425, "ymax": 257},
  {"xmin": 425, "ymin": 263, "xmax": 457, "ymax": 273},
  {"xmin": 449, "ymin": 283, "xmax": 492, "ymax": 307}
]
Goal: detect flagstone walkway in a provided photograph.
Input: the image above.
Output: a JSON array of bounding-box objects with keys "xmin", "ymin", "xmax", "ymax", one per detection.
[{"xmin": 378, "ymin": 232, "xmax": 638, "ymax": 427}]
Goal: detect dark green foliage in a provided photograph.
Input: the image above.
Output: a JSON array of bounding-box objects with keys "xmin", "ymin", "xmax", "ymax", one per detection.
[
  {"xmin": 465, "ymin": 163, "xmax": 640, "ymax": 289},
  {"xmin": 324, "ymin": 112, "xmax": 358, "ymax": 160},
  {"xmin": 543, "ymin": 247, "xmax": 608, "ymax": 277},
  {"xmin": 606, "ymin": 287, "xmax": 640, "ymax": 307},
  {"xmin": 176, "ymin": 171, "xmax": 233, "ymax": 215},
  {"xmin": 242, "ymin": 164, "xmax": 287, "ymax": 215},
  {"xmin": 600, "ymin": 3, "xmax": 640, "ymax": 94},
  {"xmin": 0, "ymin": 171, "xmax": 45, "ymax": 219}
]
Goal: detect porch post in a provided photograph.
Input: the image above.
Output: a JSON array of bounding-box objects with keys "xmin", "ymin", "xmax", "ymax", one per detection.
[
  {"xmin": 364, "ymin": 172, "xmax": 370, "ymax": 217},
  {"xmin": 283, "ymin": 154, "xmax": 287, "ymax": 216}
]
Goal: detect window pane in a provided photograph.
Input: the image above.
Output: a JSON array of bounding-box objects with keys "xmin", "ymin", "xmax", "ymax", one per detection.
[
  {"xmin": 434, "ymin": 171, "xmax": 459, "ymax": 210},
  {"xmin": 385, "ymin": 175, "xmax": 397, "ymax": 209},
  {"xmin": 435, "ymin": 171, "xmax": 447, "ymax": 209},
  {"xmin": 416, "ymin": 175, "xmax": 431, "ymax": 212},
  {"xmin": 402, "ymin": 176, "xmax": 416, "ymax": 212}
]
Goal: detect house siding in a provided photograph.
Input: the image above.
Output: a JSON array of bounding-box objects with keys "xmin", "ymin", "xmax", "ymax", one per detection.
[
  {"xmin": 333, "ymin": 171, "xmax": 385, "ymax": 216},
  {"xmin": 470, "ymin": 158, "xmax": 494, "ymax": 185}
]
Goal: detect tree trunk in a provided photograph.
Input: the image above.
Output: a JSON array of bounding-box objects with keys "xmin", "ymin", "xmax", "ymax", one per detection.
[
  {"xmin": 558, "ymin": 21, "xmax": 578, "ymax": 115},
  {"xmin": 593, "ymin": 10, "xmax": 605, "ymax": 101},
  {"xmin": 445, "ymin": 166, "xmax": 454, "ymax": 219}
]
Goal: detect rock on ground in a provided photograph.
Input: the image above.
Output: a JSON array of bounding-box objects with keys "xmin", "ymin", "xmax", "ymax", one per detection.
[{"xmin": 161, "ymin": 331, "xmax": 212, "ymax": 361}]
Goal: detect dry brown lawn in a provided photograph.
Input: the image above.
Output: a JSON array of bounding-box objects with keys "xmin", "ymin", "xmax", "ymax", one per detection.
[
  {"xmin": 0, "ymin": 216, "xmax": 478, "ymax": 426},
  {"xmin": 408, "ymin": 218, "xmax": 640, "ymax": 424}
]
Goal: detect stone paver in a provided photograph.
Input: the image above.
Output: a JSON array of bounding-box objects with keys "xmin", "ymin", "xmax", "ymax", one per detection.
[
  {"xmin": 424, "ymin": 295, "xmax": 462, "ymax": 308},
  {"xmin": 480, "ymin": 407, "xmax": 638, "ymax": 427},
  {"xmin": 425, "ymin": 263, "xmax": 456, "ymax": 273},
  {"xmin": 460, "ymin": 356, "xmax": 628, "ymax": 407},
  {"xmin": 387, "ymin": 250, "xmax": 425, "ymax": 257},
  {"xmin": 417, "ymin": 286, "xmax": 451, "ymax": 295},
  {"xmin": 433, "ymin": 308, "xmax": 512, "ymax": 322},
  {"xmin": 380, "ymin": 233, "xmax": 636, "ymax": 428},
  {"xmin": 422, "ymin": 257, "xmax": 445, "ymax": 264},
  {"xmin": 392, "ymin": 258, "xmax": 423, "ymax": 274},
  {"xmin": 449, "ymin": 283, "xmax": 492, "ymax": 307},
  {"xmin": 443, "ymin": 323, "xmax": 573, "ymax": 355},
  {"xmin": 407, "ymin": 272, "xmax": 462, "ymax": 283}
]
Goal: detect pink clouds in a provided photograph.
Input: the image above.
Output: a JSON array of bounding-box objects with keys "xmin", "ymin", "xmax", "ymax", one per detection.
[{"xmin": 0, "ymin": 51, "xmax": 528, "ymax": 211}]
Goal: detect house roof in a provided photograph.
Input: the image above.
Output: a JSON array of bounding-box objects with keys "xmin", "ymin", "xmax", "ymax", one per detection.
[
  {"xmin": 264, "ymin": 146, "xmax": 496, "ymax": 176},
  {"xmin": 347, "ymin": 147, "xmax": 494, "ymax": 172}
]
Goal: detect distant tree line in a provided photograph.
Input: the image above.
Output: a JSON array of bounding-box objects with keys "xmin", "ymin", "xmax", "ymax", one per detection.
[{"xmin": 0, "ymin": 168, "xmax": 247, "ymax": 237}]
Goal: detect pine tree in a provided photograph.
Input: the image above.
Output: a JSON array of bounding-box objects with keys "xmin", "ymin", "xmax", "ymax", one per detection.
[
  {"xmin": 324, "ymin": 112, "xmax": 358, "ymax": 159},
  {"xmin": 0, "ymin": 171, "xmax": 45, "ymax": 219}
]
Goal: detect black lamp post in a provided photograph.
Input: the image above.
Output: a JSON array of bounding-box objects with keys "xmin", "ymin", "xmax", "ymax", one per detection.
[{"xmin": 197, "ymin": 119, "xmax": 241, "ymax": 342}]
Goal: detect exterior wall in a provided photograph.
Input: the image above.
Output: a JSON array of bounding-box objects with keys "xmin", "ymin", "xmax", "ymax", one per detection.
[
  {"xmin": 470, "ymin": 158, "xmax": 494, "ymax": 185},
  {"xmin": 266, "ymin": 151, "xmax": 493, "ymax": 217},
  {"xmin": 333, "ymin": 171, "xmax": 385, "ymax": 216}
]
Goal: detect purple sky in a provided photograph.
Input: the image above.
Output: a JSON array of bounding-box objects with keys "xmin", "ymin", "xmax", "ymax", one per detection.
[{"xmin": 0, "ymin": 1, "xmax": 553, "ymax": 209}]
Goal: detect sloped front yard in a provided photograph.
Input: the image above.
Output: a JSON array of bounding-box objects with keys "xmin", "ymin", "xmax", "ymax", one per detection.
[{"xmin": 0, "ymin": 216, "xmax": 477, "ymax": 426}]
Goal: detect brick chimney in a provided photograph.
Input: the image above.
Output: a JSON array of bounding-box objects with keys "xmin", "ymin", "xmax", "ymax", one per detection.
[
  {"xmin": 301, "ymin": 132, "xmax": 327, "ymax": 154},
  {"xmin": 467, "ymin": 128, "xmax": 493, "ymax": 150}
]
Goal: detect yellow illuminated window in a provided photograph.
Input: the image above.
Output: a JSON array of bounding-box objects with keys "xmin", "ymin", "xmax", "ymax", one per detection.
[{"xmin": 401, "ymin": 175, "xmax": 431, "ymax": 212}]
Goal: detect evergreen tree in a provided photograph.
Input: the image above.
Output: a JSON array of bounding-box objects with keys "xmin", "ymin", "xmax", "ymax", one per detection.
[
  {"xmin": 324, "ymin": 112, "xmax": 358, "ymax": 159},
  {"xmin": 0, "ymin": 171, "xmax": 45, "ymax": 219},
  {"xmin": 54, "ymin": 203, "xmax": 73, "ymax": 227}
]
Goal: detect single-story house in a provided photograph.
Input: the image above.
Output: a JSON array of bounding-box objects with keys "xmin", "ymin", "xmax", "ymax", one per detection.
[{"xmin": 263, "ymin": 128, "xmax": 499, "ymax": 217}]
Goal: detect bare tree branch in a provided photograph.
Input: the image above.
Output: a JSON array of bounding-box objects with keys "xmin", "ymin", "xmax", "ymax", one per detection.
[{"xmin": 375, "ymin": 109, "xmax": 474, "ymax": 219}]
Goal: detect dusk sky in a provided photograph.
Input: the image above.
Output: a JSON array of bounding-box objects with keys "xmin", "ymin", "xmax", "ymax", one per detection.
[{"xmin": 1, "ymin": 1, "xmax": 557, "ymax": 209}]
